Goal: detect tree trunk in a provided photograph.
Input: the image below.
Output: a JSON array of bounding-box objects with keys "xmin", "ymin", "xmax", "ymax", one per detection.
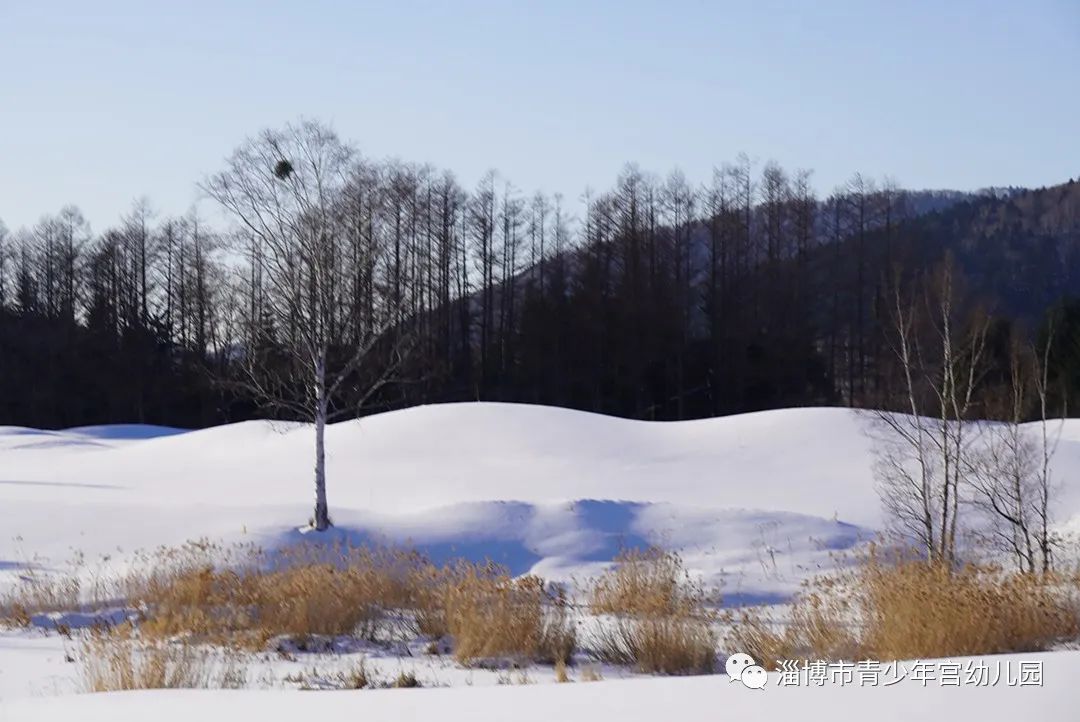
[{"xmin": 313, "ymin": 359, "xmax": 330, "ymax": 531}]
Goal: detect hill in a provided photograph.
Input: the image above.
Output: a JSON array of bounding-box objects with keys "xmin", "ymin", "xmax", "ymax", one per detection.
[{"xmin": 4, "ymin": 403, "xmax": 1080, "ymax": 601}]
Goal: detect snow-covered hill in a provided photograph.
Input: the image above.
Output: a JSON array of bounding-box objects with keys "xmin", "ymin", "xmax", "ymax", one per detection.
[
  {"xmin": 3, "ymin": 403, "xmax": 1080, "ymax": 599},
  {"xmin": 1, "ymin": 404, "xmax": 885, "ymax": 518},
  {"xmin": 3, "ymin": 403, "xmax": 1080, "ymax": 718}
]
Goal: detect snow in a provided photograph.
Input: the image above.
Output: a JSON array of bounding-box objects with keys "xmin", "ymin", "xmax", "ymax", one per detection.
[
  {"xmin": 0, "ymin": 405, "xmax": 903, "ymax": 600},
  {"xmin": 2, "ymin": 652, "xmax": 1074, "ymax": 722},
  {"xmin": 2, "ymin": 402, "xmax": 1079, "ymax": 717},
  {"xmin": 1, "ymin": 405, "xmax": 884, "ymax": 519},
  {"xmin": 4, "ymin": 404, "xmax": 1079, "ymax": 599}
]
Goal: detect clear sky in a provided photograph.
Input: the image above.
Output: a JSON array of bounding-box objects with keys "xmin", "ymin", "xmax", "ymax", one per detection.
[{"xmin": 2, "ymin": 0, "xmax": 1078, "ymax": 231}]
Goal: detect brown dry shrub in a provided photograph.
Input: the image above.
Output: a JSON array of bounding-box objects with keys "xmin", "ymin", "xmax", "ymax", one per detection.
[
  {"xmin": 133, "ymin": 542, "xmax": 576, "ymax": 665},
  {"xmin": 79, "ymin": 622, "xmax": 245, "ymax": 692},
  {"xmin": 408, "ymin": 562, "xmax": 455, "ymax": 640},
  {"xmin": 0, "ymin": 600, "xmax": 31, "ymax": 628},
  {"xmin": 590, "ymin": 549, "xmax": 717, "ymax": 674},
  {"xmin": 414, "ymin": 562, "xmax": 575, "ymax": 664},
  {"xmin": 251, "ymin": 562, "xmax": 390, "ymax": 640},
  {"xmin": 726, "ymin": 547, "xmax": 1080, "ymax": 666},
  {"xmin": 391, "ymin": 670, "xmax": 421, "ymax": 688},
  {"xmin": 859, "ymin": 552, "xmax": 1079, "ymax": 660},
  {"xmin": 0, "ymin": 568, "xmax": 83, "ymax": 625},
  {"xmin": 591, "ymin": 548, "xmax": 691, "ymax": 617},
  {"xmin": 596, "ymin": 615, "xmax": 716, "ymax": 675},
  {"xmin": 724, "ymin": 585, "xmax": 857, "ymax": 670},
  {"xmin": 418, "ymin": 561, "xmax": 575, "ymax": 665},
  {"xmin": 135, "ymin": 542, "xmax": 423, "ymax": 647},
  {"xmin": 138, "ymin": 566, "xmax": 255, "ymax": 643}
]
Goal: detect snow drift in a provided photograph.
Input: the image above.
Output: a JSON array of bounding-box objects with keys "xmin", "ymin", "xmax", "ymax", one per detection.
[{"xmin": 3, "ymin": 403, "xmax": 1080, "ymax": 601}]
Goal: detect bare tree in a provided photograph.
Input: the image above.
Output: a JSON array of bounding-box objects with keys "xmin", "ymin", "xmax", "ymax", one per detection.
[
  {"xmin": 470, "ymin": 171, "xmax": 498, "ymax": 391},
  {"xmin": 968, "ymin": 322, "xmax": 1063, "ymax": 572},
  {"xmin": 123, "ymin": 198, "xmax": 155, "ymax": 328},
  {"xmin": 529, "ymin": 192, "xmax": 549, "ymax": 293},
  {"xmin": 968, "ymin": 339, "xmax": 1040, "ymax": 571},
  {"xmin": 873, "ymin": 257, "xmax": 989, "ymax": 563},
  {"xmin": 1031, "ymin": 316, "xmax": 1063, "ymax": 571},
  {"xmin": 56, "ymin": 206, "xmax": 89, "ymax": 324},
  {"xmin": 498, "ymin": 182, "xmax": 524, "ymax": 373},
  {"xmin": 203, "ymin": 120, "xmax": 411, "ymax": 531},
  {"xmin": 0, "ymin": 219, "xmax": 8, "ymax": 307}
]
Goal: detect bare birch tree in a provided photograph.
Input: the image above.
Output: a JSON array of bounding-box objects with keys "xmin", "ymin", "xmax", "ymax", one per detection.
[
  {"xmin": 968, "ymin": 340, "xmax": 1040, "ymax": 571},
  {"xmin": 203, "ymin": 120, "xmax": 410, "ymax": 531},
  {"xmin": 968, "ymin": 322, "xmax": 1062, "ymax": 572},
  {"xmin": 873, "ymin": 257, "xmax": 989, "ymax": 563},
  {"xmin": 1031, "ymin": 317, "xmax": 1062, "ymax": 571}
]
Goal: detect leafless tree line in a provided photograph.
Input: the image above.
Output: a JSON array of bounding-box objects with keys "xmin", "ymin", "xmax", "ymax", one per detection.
[
  {"xmin": 4, "ymin": 119, "xmax": 1039, "ymax": 528},
  {"xmin": 0, "ymin": 139, "xmax": 914, "ymax": 412},
  {"xmin": 873, "ymin": 256, "xmax": 1064, "ymax": 570}
]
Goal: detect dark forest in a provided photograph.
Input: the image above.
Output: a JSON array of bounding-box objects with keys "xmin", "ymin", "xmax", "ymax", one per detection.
[{"xmin": 2, "ymin": 128, "xmax": 1079, "ymax": 430}]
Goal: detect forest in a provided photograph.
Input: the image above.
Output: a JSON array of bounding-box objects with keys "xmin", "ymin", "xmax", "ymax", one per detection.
[{"xmin": 1, "ymin": 120, "xmax": 1079, "ymax": 430}]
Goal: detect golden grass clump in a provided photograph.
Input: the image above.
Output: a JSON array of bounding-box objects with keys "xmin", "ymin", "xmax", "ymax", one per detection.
[
  {"xmin": 0, "ymin": 600, "xmax": 31, "ymax": 628},
  {"xmin": 79, "ymin": 622, "xmax": 246, "ymax": 692},
  {"xmin": 339, "ymin": 659, "xmax": 375, "ymax": 689},
  {"xmin": 391, "ymin": 670, "xmax": 421, "ymax": 688},
  {"xmin": 596, "ymin": 616, "xmax": 717, "ymax": 674},
  {"xmin": 250, "ymin": 561, "xmax": 391, "ymax": 640},
  {"xmin": 1, "ymin": 568, "xmax": 84, "ymax": 626},
  {"xmin": 724, "ymin": 584, "xmax": 857, "ymax": 670},
  {"xmin": 590, "ymin": 548, "xmax": 717, "ymax": 675},
  {"xmin": 858, "ymin": 553, "xmax": 1079, "ymax": 660},
  {"xmin": 10, "ymin": 539, "xmax": 579, "ymax": 668},
  {"xmin": 591, "ymin": 548, "xmax": 688, "ymax": 617},
  {"xmin": 3, "ymin": 540, "xmax": 251, "ymax": 629},
  {"xmin": 417, "ymin": 561, "xmax": 575, "ymax": 665},
  {"xmin": 130, "ymin": 542, "xmax": 576, "ymax": 665},
  {"xmin": 134, "ymin": 542, "xmax": 424, "ymax": 647},
  {"xmin": 137, "ymin": 565, "xmax": 256, "ymax": 643},
  {"xmin": 727, "ymin": 546, "xmax": 1080, "ymax": 667}
]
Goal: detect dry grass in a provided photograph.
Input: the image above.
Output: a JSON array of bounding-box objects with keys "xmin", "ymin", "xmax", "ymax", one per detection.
[
  {"xmin": 858, "ymin": 552, "xmax": 1079, "ymax": 660},
  {"xmin": 0, "ymin": 540, "xmax": 243, "ymax": 628},
  {"xmin": 596, "ymin": 616, "xmax": 717, "ymax": 674},
  {"xmin": 579, "ymin": 665, "xmax": 603, "ymax": 682},
  {"xmin": 725, "ymin": 585, "xmax": 858, "ymax": 670},
  {"xmin": 339, "ymin": 659, "xmax": 374, "ymax": 689},
  {"xmin": 42, "ymin": 541, "xmax": 578, "ymax": 667},
  {"xmin": 23, "ymin": 533, "xmax": 1078, "ymax": 686},
  {"xmin": 591, "ymin": 548, "xmax": 694, "ymax": 617},
  {"xmin": 417, "ymin": 561, "xmax": 576, "ymax": 665},
  {"xmin": 79, "ymin": 623, "xmax": 246, "ymax": 692},
  {"xmin": 727, "ymin": 547, "xmax": 1080, "ymax": 666},
  {"xmin": 590, "ymin": 549, "xmax": 717, "ymax": 675},
  {"xmin": 9, "ymin": 539, "xmax": 578, "ymax": 668},
  {"xmin": 8, "ymin": 541, "xmax": 754, "ymax": 678},
  {"xmin": 1, "ymin": 567, "xmax": 83, "ymax": 627},
  {"xmin": 391, "ymin": 670, "xmax": 421, "ymax": 688},
  {"xmin": 134, "ymin": 543, "xmax": 421, "ymax": 647},
  {"xmin": 0, "ymin": 599, "xmax": 31, "ymax": 628}
]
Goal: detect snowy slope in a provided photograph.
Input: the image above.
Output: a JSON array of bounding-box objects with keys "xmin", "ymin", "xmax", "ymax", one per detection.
[
  {"xmin": 3, "ymin": 652, "xmax": 1075, "ymax": 722},
  {"xmin": 1, "ymin": 405, "xmax": 883, "ymax": 519},
  {"xmin": 3, "ymin": 404, "xmax": 1080, "ymax": 601},
  {"xmin": 3, "ymin": 403, "xmax": 1080, "ymax": 716}
]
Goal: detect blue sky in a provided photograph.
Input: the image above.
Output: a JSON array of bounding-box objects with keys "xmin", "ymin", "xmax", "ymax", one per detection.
[{"xmin": 2, "ymin": 0, "xmax": 1078, "ymax": 230}]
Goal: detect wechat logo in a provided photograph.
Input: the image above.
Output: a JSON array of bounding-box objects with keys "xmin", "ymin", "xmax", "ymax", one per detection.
[{"xmin": 726, "ymin": 652, "xmax": 767, "ymax": 689}]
